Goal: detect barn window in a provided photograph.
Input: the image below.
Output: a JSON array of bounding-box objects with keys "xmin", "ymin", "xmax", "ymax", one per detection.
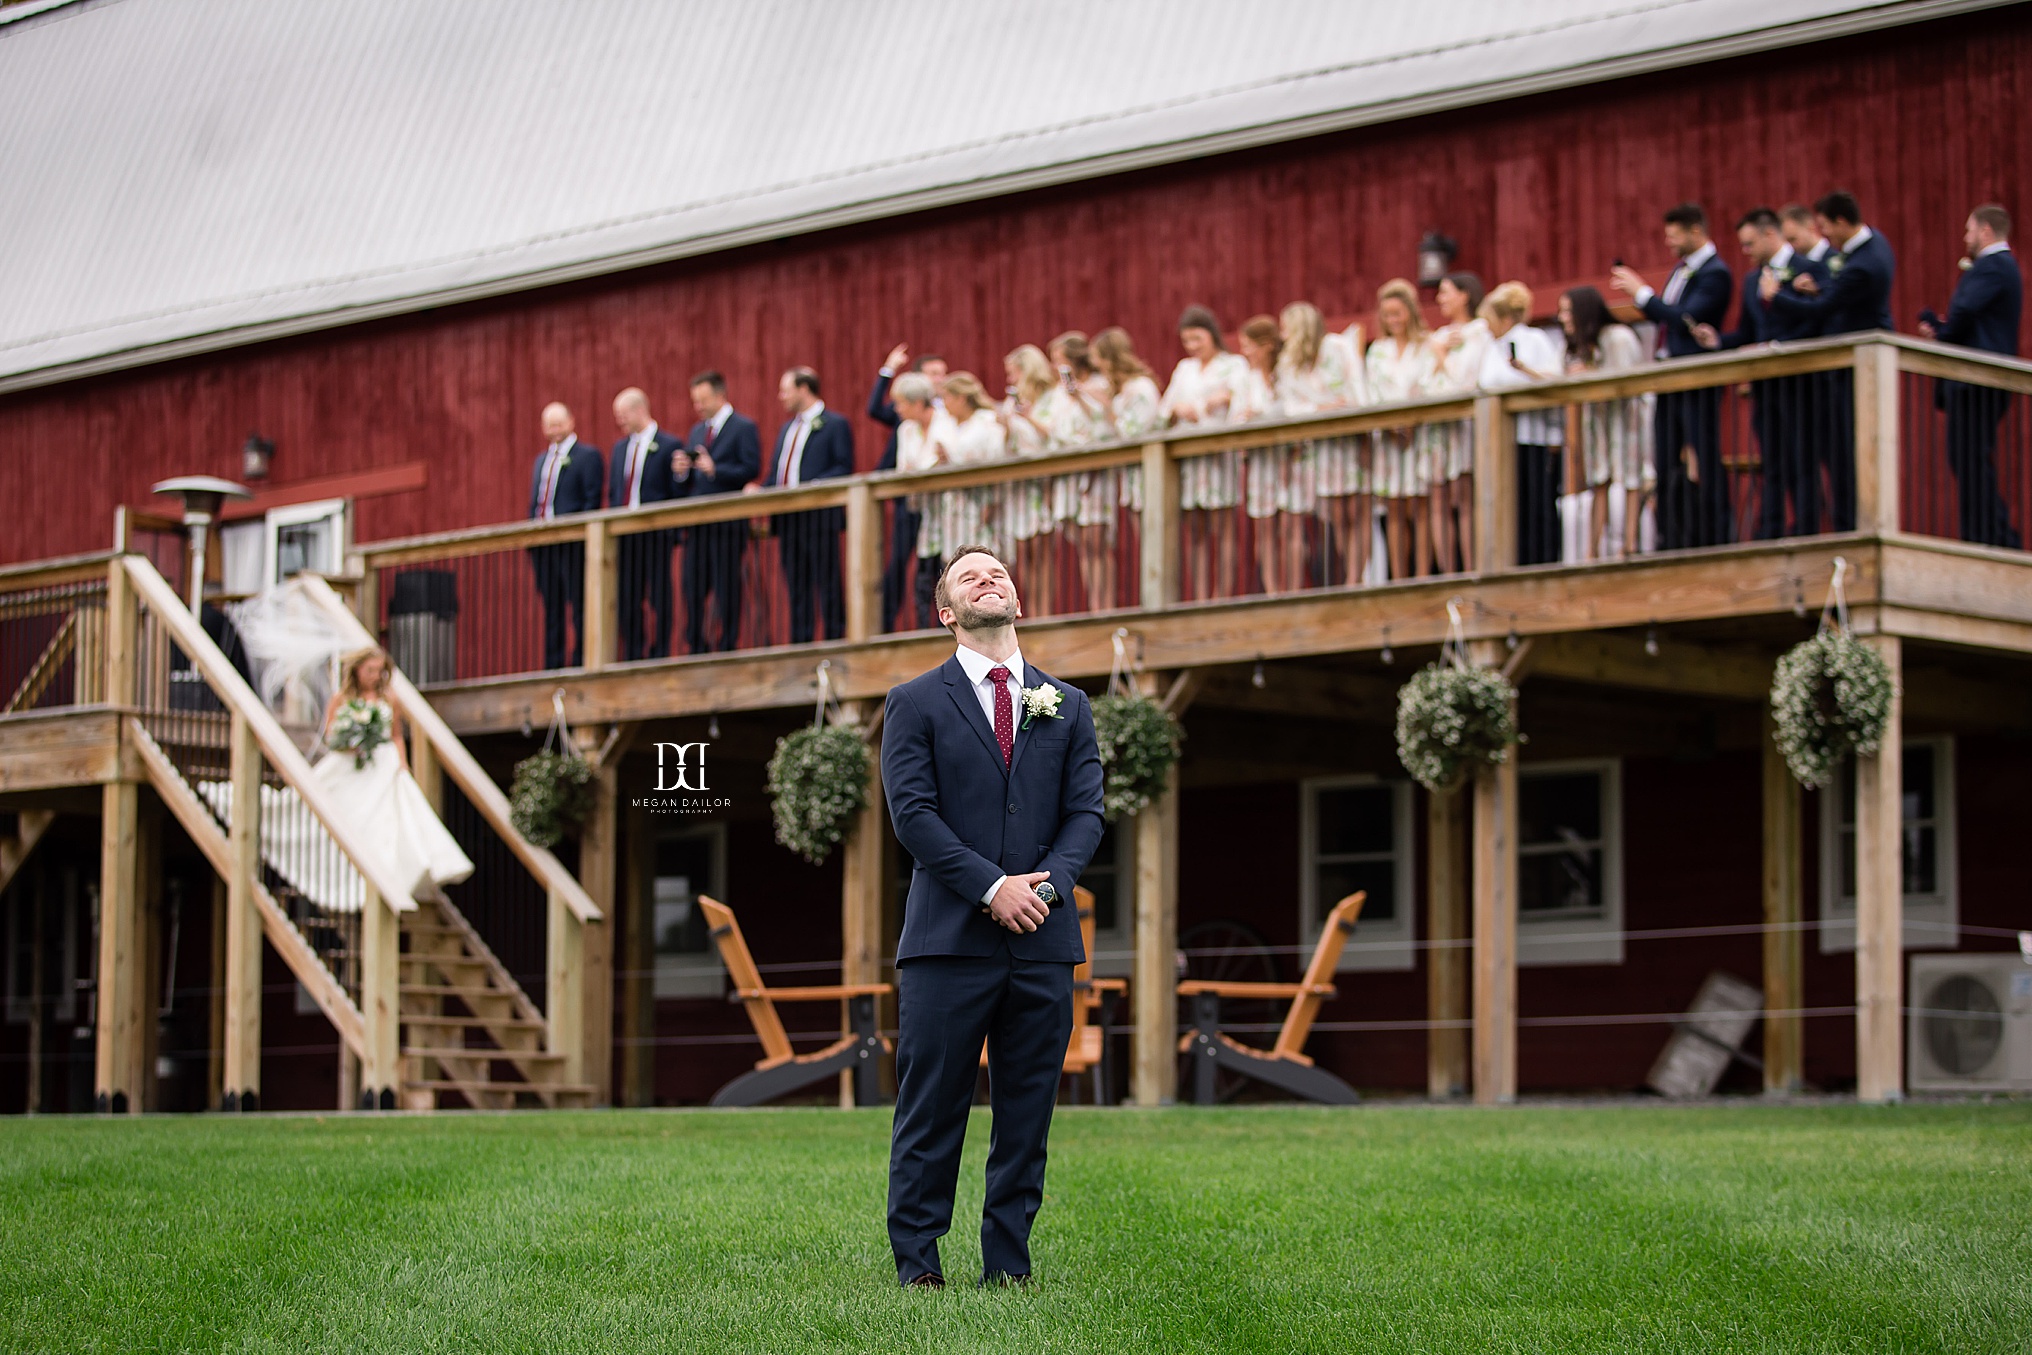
[
  {"xmin": 651, "ymin": 823, "xmax": 728, "ymax": 999},
  {"xmin": 1516, "ymin": 760, "xmax": 1624, "ymax": 967},
  {"xmin": 1300, "ymin": 777, "xmax": 1415, "ymax": 971},
  {"xmin": 1817, "ymin": 737, "xmax": 1957, "ymax": 953}
]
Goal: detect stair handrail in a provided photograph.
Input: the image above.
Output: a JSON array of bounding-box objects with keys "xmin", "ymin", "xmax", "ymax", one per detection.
[
  {"xmin": 293, "ymin": 572, "xmax": 602, "ymax": 924},
  {"xmin": 118, "ymin": 554, "xmax": 419, "ymax": 913}
]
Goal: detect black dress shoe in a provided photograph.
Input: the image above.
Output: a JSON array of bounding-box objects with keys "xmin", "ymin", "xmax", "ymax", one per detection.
[
  {"xmin": 978, "ymin": 1272, "xmax": 1032, "ymax": 1289},
  {"xmin": 902, "ymin": 1273, "xmax": 945, "ymax": 1290}
]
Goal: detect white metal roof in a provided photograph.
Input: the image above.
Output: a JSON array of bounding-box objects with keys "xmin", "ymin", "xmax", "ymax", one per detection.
[{"xmin": 0, "ymin": 0, "xmax": 2002, "ymax": 391}]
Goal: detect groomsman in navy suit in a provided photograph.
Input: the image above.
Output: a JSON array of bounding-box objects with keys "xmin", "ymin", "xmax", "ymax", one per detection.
[
  {"xmin": 608, "ymin": 387, "xmax": 686, "ymax": 661},
  {"xmin": 1767, "ymin": 190, "xmax": 1897, "ymax": 533},
  {"xmin": 745, "ymin": 367, "xmax": 853, "ymax": 643},
  {"xmin": 1694, "ymin": 207, "xmax": 1830, "ymax": 537},
  {"xmin": 681, "ymin": 371, "xmax": 762, "ymax": 652},
  {"xmin": 870, "ymin": 345, "xmax": 949, "ymax": 631},
  {"xmin": 1613, "ymin": 202, "xmax": 1735, "ymax": 549},
  {"xmin": 1920, "ymin": 204, "xmax": 2023, "ymax": 548},
  {"xmin": 527, "ymin": 402, "xmax": 604, "ymax": 670},
  {"xmin": 881, "ymin": 545, "xmax": 1104, "ymax": 1288}
]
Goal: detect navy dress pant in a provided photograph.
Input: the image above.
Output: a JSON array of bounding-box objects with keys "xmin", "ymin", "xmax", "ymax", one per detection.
[{"xmin": 887, "ymin": 944, "xmax": 1074, "ymax": 1284}]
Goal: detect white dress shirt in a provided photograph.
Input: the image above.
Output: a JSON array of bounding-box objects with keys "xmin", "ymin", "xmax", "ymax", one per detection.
[
  {"xmin": 1842, "ymin": 225, "xmax": 1875, "ymax": 256},
  {"xmin": 1979, "ymin": 240, "xmax": 2012, "ymax": 260},
  {"xmin": 777, "ymin": 401, "xmax": 825, "ymax": 485},
  {"xmin": 622, "ymin": 421, "xmax": 660, "ymax": 508},
  {"xmin": 954, "ymin": 641, "xmax": 1025, "ymax": 905},
  {"xmin": 535, "ymin": 435, "xmax": 577, "ymax": 519},
  {"xmin": 1807, "ymin": 239, "xmax": 1831, "ymax": 263},
  {"xmin": 707, "ymin": 404, "xmax": 733, "ymax": 438}
]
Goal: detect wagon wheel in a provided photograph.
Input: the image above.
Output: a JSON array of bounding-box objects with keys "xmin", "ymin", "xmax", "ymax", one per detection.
[{"xmin": 1176, "ymin": 918, "xmax": 1283, "ymax": 1104}]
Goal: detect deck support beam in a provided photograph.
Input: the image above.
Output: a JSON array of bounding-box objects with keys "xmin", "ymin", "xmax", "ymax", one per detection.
[
  {"xmin": 1426, "ymin": 784, "xmax": 1469, "ymax": 1098},
  {"xmin": 574, "ymin": 725, "xmax": 625, "ymax": 1106},
  {"xmin": 360, "ymin": 884, "xmax": 401, "ymax": 1108},
  {"xmin": 93, "ymin": 777, "xmax": 143, "ymax": 1113},
  {"xmin": 839, "ymin": 700, "xmax": 886, "ymax": 1106},
  {"xmin": 1854, "ymin": 632, "xmax": 1904, "ymax": 1103},
  {"xmin": 1130, "ymin": 666, "xmax": 1186, "ymax": 1108},
  {"xmin": 1469, "ymin": 638, "xmax": 1518, "ymax": 1106},
  {"xmin": 222, "ymin": 712, "xmax": 263, "ymax": 1109},
  {"xmin": 1761, "ymin": 710, "xmax": 1804, "ymax": 1094}
]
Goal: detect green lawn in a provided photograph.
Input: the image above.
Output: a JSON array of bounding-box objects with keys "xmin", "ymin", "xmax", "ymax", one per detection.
[{"xmin": 1, "ymin": 1102, "xmax": 2027, "ymax": 1354}]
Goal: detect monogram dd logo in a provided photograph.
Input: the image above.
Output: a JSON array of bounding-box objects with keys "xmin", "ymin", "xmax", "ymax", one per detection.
[{"xmin": 653, "ymin": 741, "xmax": 710, "ymax": 793}]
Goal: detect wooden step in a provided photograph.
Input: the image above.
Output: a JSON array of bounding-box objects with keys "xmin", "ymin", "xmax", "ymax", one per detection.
[
  {"xmin": 402, "ymin": 952, "xmax": 492, "ymax": 968},
  {"xmin": 400, "ymin": 983, "xmax": 515, "ymax": 1001},
  {"xmin": 402, "ymin": 1013, "xmax": 546, "ymax": 1032},
  {"xmin": 403, "ymin": 1045, "xmax": 564, "ymax": 1063}
]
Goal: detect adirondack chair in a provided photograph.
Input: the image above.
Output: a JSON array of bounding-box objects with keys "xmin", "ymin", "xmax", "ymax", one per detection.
[
  {"xmin": 979, "ymin": 887, "xmax": 1127, "ymax": 1104},
  {"xmin": 1177, "ymin": 891, "xmax": 1365, "ymax": 1105},
  {"xmin": 699, "ymin": 895, "xmax": 892, "ymax": 1108}
]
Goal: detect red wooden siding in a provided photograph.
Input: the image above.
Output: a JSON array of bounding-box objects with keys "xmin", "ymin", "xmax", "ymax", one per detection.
[{"xmin": 2, "ymin": 11, "xmax": 2029, "ymax": 566}]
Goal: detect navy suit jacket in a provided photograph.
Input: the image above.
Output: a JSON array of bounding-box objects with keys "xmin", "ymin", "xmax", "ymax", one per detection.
[
  {"xmin": 764, "ymin": 409, "xmax": 856, "ymax": 488},
  {"xmin": 608, "ymin": 427, "xmax": 685, "ymax": 509},
  {"xmin": 1640, "ymin": 252, "xmax": 1734, "ymax": 357},
  {"xmin": 527, "ymin": 437, "xmax": 604, "ymax": 519},
  {"xmin": 882, "ymin": 655, "xmax": 1106, "ymax": 964},
  {"xmin": 1717, "ymin": 250, "xmax": 1830, "ymax": 348},
  {"xmin": 1771, "ymin": 230, "xmax": 1896, "ymax": 335},
  {"xmin": 684, "ymin": 411, "xmax": 763, "ymax": 495},
  {"xmin": 868, "ymin": 371, "xmax": 903, "ymax": 472},
  {"xmin": 1927, "ymin": 248, "xmax": 2022, "ymax": 357}
]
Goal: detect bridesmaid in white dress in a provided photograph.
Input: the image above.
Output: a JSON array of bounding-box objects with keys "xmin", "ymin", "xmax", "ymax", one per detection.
[
  {"xmin": 312, "ymin": 648, "xmax": 472, "ymax": 907},
  {"xmin": 1160, "ymin": 305, "xmax": 1247, "ymax": 600},
  {"xmin": 892, "ymin": 371, "xmax": 965, "ymax": 590},
  {"xmin": 1364, "ymin": 279, "xmax": 1438, "ymax": 580},
  {"xmin": 1234, "ymin": 314, "xmax": 1308, "ymax": 595},
  {"xmin": 1046, "ymin": 331, "xmax": 1124, "ymax": 615},
  {"xmin": 1001, "ymin": 344, "xmax": 1079, "ymax": 614},
  {"xmin": 1425, "ymin": 272, "xmax": 1491, "ymax": 573},
  {"xmin": 1277, "ymin": 301, "xmax": 1366, "ymax": 586},
  {"xmin": 1093, "ymin": 325, "xmax": 1161, "ymax": 604},
  {"xmin": 1558, "ymin": 286, "xmax": 1652, "ymax": 560}
]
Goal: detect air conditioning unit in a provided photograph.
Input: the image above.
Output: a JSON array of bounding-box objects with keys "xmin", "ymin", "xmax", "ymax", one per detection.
[{"xmin": 1908, "ymin": 954, "xmax": 2032, "ymax": 1093}]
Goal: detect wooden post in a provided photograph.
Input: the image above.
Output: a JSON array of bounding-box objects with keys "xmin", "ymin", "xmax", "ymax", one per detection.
[
  {"xmin": 222, "ymin": 712, "xmax": 263, "ymax": 1110},
  {"xmin": 845, "ymin": 482, "xmax": 882, "ymax": 643},
  {"xmin": 620, "ymin": 801, "xmax": 655, "ymax": 1107},
  {"xmin": 547, "ymin": 885, "xmax": 586, "ymax": 1088},
  {"xmin": 575, "ymin": 728, "xmax": 620, "ymax": 1106},
  {"xmin": 1469, "ymin": 640, "xmax": 1518, "ymax": 1105},
  {"xmin": 1426, "ymin": 784, "xmax": 1469, "ymax": 1099},
  {"xmin": 137, "ymin": 801, "xmax": 162, "ymax": 1112},
  {"xmin": 206, "ymin": 875, "xmax": 226, "ymax": 1111},
  {"xmin": 1761, "ymin": 710, "xmax": 1804, "ymax": 1094},
  {"xmin": 359, "ymin": 884, "xmax": 400, "ymax": 1109},
  {"xmin": 410, "ymin": 731, "xmax": 442, "ymax": 814},
  {"xmin": 1131, "ymin": 665, "xmax": 1180, "ymax": 1106},
  {"xmin": 347, "ymin": 552, "xmax": 378, "ymax": 634},
  {"xmin": 1854, "ymin": 632, "xmax": 1903, "ymax": 1103},
  {"xmin": 1139, "ymin": 441, "xmax": 1179, "ymax": 607},
  {"xmin": 94, "ymin": 775, "xmax": 143, "ymax": 1113},
  {"xmin": 582, "ymin": 520, "xmax": 615, "ymax": 671},
  {"xmin": 1852, "ymin": 342, "xmax": 1902, "ymax": 534},
  {"xmin": 839, "ymin": 701, "xmax": 886, "ymax": 1105},
  {"xmin": 1472, "ymin": 394, "xmax": 1516, "ymax": 573},
  {"xmin": 104, "ymin": 559, "xmax": 135, "ymax": 708}
]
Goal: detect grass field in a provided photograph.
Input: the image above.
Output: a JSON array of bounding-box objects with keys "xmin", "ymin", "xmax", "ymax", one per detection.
[{"xmin": 1, "ymin": 1101, "xmax": 2027, "ymax": 1354}]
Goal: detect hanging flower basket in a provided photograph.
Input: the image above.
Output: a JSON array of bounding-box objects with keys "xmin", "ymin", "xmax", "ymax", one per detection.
[
  {"xmin": 509, "ymin": 748, "xmax": 594, "ymax": 849},
  {"xmin": 1395, "ymin": 661, "xmax": 1518, "ymax": 792},
  {"xmin": 1092, "ymin": 692, "xmax": 1184, "ymax": 821},
  {"xmin": 1770, "ymin": 630, "xmax": 1895, "ymax": 789},
  {"xmin": 767, "ymin": 724, "xmax": 870, "ymax": 865}
]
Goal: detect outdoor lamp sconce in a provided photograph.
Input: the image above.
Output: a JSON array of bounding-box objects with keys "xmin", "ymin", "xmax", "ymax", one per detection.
[
  {"xmin": 1417, "ymin": 230, "xmax": 1458, "ymax": 288},
  {"xmin": 242, "ymin": 433, "xmax": 275, "ymax": 481},
  {"xmin": 151, "ymin": 475, "xmax": 252, "ymax": 612}
]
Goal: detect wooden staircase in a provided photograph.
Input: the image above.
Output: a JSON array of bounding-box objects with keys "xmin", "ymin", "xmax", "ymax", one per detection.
[{"xmin": 398, "ymin": 894, "xmax": 593, "ymax": 1110}]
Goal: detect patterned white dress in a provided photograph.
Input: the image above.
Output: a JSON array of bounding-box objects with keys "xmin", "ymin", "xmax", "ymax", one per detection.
[
  {"xmin": 1574, "ymin": 324, "xmax": 1655, "ymax": 491},
  {"xmin": 1163, "ymin": 352, "xmax": 1247, "ymax": 511},
  {"xmin": 1231, "ymin": 366, "xmax": 1303, "ymax": 519},
  {"xmin": 1285, "ymin": 331, "xmax": 1367, "ymax": 500},
  {"xmin": 1426, "ymin": 318, "xmax": 1492, "ymax": 482},
  {"xmin": 1110, "ymin": 374, "xmax": 1162, "ymax": 514},
  {"xmin": 1365, "ymin": 337, "xmax": 1438, "ymax": 498}
]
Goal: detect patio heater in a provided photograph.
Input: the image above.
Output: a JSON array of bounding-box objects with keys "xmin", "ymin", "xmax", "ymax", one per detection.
[{"xmin": 151, "ymin": 475, "xmax": 252, "ymax": 612}]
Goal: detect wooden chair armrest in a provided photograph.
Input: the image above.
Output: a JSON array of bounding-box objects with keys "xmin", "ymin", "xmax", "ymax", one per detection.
[
  {"xmin": 730, "ymin": 983, "xmax": 893, "ymax": 1003},
  {"xmin": 1175, "ymin": 980, "xmax": 1336, "ymax": 999},
  {"xmin": 1084, "ymin": 978, "xmax": 1129, "ymax": 994}
]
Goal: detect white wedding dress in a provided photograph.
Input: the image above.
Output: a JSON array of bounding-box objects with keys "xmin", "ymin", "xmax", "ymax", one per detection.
[{"xmin": 200, "ymin": 698, "xmax": 474, "ymax": 912}]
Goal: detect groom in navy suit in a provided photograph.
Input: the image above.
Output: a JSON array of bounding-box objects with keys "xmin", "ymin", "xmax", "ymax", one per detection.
[{"xmin": 881, "ymin": 544, "xmax": 1105, "ymax": 1289}]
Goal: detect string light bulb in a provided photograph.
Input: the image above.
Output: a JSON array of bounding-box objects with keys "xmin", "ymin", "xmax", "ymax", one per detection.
[
  {"xmin": 1380, "ymin": 626, "xmax": 1394, "ymax": 666},
  {"xmin": 708, "ymin": 714, "xmax": 720, "ymax": 741},
  {"xmin": 1644, "ymin": 627, "xmax": 1660, "ymax": 658}
]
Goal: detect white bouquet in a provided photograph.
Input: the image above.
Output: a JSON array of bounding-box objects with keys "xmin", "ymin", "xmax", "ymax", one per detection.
[{"xmin": 327, "ymin": 699, "xmax": 391, "ymax": 770}]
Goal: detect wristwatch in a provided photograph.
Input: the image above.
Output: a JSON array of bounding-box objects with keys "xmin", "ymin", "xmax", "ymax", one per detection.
[{"xmin": 1034, "ymin": 881, "xmax": 1062, "ymax": 910}]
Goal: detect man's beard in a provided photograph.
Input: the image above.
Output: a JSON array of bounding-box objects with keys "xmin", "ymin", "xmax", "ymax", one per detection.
[{"xmin": 950, "ymin": 593, "xmax": 1019, "ymax": 631}]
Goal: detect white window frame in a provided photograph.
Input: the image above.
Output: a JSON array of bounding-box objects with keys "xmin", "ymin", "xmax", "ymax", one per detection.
[
  {"xmin": 1086, "ymin": 823, "xmax": 1135, "ymax": 979},
  {"xmin": 264, "ymin": 498, "xmax": 350, "ymax": 585},
  {"xmin": 1516, "ymin": 758, "xmax": 1624, "ymax": 968},
  {"xmin": 1300, "ymin": 775, "xmax": 1416, "ymax": 972},
  {"xmin": 1817, "ymin": 736, "xmax": 1957, "ymax": 954},
  {"xmin": 652, "ymin": 822, "xmax": 729, "ymax": 999}
]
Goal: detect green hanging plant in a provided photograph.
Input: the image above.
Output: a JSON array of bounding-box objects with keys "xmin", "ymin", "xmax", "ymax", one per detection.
[
  {"xmin": 1394, "ymin": 661, "xmax": 1518, "ymax": 792},
  {"xmin": 1770, "ymin": 629, "xmax": 1895, "ymax": 789},
  {"xmin": 1092, "ymin": 692, "xmax": 1184, "ymax": 821},
  {"xmin": 508, "ymin": 748, "xmax": 594, "ymax": 849},
  {"xmin": 766, "ymin": 724, "xmax": 871, "ymax": 865}
]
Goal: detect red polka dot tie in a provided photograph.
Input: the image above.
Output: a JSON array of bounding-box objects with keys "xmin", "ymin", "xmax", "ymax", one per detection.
[{"xmin": 988, "ymin": 666, "xmax": 1014, "ymax": 768}]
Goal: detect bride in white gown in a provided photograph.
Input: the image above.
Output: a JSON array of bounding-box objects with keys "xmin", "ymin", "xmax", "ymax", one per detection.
[{"xmin": 311, "ymin": 646, "xmax": 474, "ymax": 903}]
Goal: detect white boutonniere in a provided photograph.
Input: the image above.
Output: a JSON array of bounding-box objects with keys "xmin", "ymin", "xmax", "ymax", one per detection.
[
  {"xmin": 1019, "ymin": 683, "xmax": 1064, "ymax": 730},
  {"xmin": 1772, "ymin": 266, "xmax": 1792, "ymax": 282},
  {"xmin": 1959, "ymin": 256, "xmax": 1974, "ymax": 271},
  {"xmin": 1828, "ymin": 255, "xmax": 1846, "ymax": 274},
  {"xmin": 810, "ymin": 414, "xmax": 825, "ymax": 431}
]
